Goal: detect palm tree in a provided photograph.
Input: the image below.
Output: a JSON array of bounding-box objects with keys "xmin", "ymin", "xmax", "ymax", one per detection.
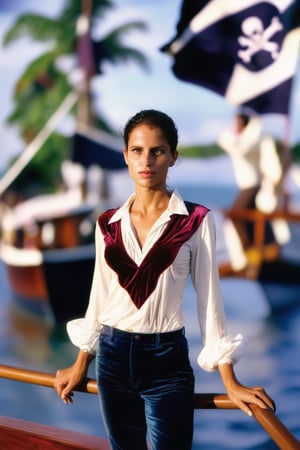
[{"xmin": 3, "ymin": 0, "xmax": 148, "ymax": 194}]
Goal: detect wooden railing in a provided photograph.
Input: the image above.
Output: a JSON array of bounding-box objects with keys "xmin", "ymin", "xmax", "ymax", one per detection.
[
  {"xmin": 218, "ymin": 207, "xmax": 300, "ymax": 281},
  {"xmin": 225, "ymin": 207, "xmax": 300, "ymax": 253},
  {"xmin": 0, "ymin": 365, "xmax": 299, "ymax": 449}
]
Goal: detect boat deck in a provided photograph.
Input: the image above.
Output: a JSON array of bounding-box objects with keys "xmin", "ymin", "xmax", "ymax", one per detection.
[{"xmin": 0, "ymin": 415, "xmax": 110, "ymax": 450}]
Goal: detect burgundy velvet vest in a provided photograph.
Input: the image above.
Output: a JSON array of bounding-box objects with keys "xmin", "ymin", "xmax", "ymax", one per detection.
[{"xmin": 98, "ymin": 201, "xmax": 209, "ymax": 309}]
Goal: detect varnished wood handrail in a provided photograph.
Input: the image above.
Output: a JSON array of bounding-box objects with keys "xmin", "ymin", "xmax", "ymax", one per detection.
[
  {"xmin": 1, "ymin": 365, "xmax": 299, "ymax": 449},
  {"xmin": 193, "ymin": 394, "xmax": 300, "ymax": 450},
  {"xmin": 249, "ymin": 404, "xmax": 300, "ymax": 450},
  {"xmin": 224, "ymin": 207, "xmax": 300, "ymax": 223},
  {"xmin": 225, "ymin": 207, "xmax": 300, "ymax": 251},
  {"xmin": 0, "ymin": 364, "xmax": 98, "ymax": 394}
]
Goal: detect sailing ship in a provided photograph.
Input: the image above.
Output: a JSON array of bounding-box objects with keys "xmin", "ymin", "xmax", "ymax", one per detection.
[{"xmin": 0, "ymin": 112, "xmax": 128, "ymax": 324}]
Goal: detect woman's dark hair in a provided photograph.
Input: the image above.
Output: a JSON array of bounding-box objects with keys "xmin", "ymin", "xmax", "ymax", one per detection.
[{"xmin": 123, "ymin": 109, "xmax": 178, "ymax": 155}]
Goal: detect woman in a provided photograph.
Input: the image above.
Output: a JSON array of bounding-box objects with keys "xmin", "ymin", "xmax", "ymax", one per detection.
[{"xmin": 55, "ymin": 109, "xmax": 274, "ymax": 450}]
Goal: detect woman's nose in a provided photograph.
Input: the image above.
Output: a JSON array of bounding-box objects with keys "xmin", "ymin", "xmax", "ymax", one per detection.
[{"xmin": 141, "ymin": 151, "xmax": 153, "ymax": 165}]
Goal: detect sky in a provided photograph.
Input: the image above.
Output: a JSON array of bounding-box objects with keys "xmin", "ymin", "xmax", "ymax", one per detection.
[{"xmin": 1, "ymin": 0, "xmax": 300, "ymax": 171}]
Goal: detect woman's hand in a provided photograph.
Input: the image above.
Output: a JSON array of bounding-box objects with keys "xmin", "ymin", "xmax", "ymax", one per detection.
[
  {"xmin": 54, "ymin": 365, "xmax": 84, "ymax": 404},
  {"xmin": 218, "ymin": 363, "xmax": 275, "ymax": 416},
  {"xmin": 54, "ymin": 350, "xmax": 93, "ymax": 404},
  {"xmin": 226, "ymin": 382, "xmax": 275, "ymax": 417}
]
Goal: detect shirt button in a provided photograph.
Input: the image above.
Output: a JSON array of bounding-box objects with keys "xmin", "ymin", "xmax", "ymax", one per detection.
[{"xmin": 134, "ymin": 335, "xmax": 141, "ymax": 340}]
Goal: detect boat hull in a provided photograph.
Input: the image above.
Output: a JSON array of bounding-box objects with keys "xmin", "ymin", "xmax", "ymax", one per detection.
[
  {"xmin": 258, "ymin": 259, "xmax": 300, "ymax": 312},
  {"xmin": 1, "ymin": 243, "xmax": 95, "ymax": 323},
  {"xmin": 43, "ymin": 244, "xmax": 95, "ymax": 323}
]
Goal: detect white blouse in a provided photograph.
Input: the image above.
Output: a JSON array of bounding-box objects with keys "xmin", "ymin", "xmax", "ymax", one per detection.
[{"xmin": 67, "ymin": 191, "xmax": 246, "ymax": 372}]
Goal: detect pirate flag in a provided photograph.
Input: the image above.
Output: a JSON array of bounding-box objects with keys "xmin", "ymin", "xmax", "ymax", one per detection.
[{"xmin": 161, "ymin": 0, "xmax": 300, "ymax": 115}]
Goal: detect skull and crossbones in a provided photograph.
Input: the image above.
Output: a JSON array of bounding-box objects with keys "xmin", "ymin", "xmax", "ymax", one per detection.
[{"xmin": 238, "ymin": 16, "xmax": 283, "ymax": 64}]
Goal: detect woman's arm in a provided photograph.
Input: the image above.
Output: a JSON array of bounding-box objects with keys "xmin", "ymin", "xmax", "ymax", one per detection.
[
  {"xmin": 218, "ymin": 363, "xmax": 275, "ymax": 416},
  {"xmin": 54, "ymin": 350, "xmax": 94, "ymax": 404},
  {"xmin": 192, "ymin": 213, "xmax": 275, "ymax": 415},
  {"xmin": 54, "ymin": 222, "xmax": 111, "ymax": 403}
]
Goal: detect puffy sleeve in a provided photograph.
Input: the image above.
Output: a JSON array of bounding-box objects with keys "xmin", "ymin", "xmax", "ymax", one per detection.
[
  {"xmin": 67, "ymin": 223, "xmax": 111, "ymax": 354},
  {"xmin": 191, "ymin": 211, "xmax": 247, "ymax": 372}
]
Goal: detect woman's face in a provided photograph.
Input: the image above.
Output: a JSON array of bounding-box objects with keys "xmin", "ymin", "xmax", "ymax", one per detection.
[{"xmin": 123, "ymin": 124, "xmax": 178, "ymax": 190}]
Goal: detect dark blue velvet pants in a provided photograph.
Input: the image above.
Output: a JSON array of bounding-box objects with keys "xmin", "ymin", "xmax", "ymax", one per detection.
[{"xmin": 96, "ymin": 325, "xmax": 194, "ymax": 450}]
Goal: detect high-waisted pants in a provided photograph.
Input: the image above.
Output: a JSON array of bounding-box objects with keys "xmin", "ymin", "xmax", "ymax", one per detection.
[{"xmin": 96, "ymin": 325, "xmax": 195, "ymax": 450}]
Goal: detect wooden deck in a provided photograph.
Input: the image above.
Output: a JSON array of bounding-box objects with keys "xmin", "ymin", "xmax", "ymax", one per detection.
[{"xmin": 0, "ymin": 416, "xmax": 110, "ymax": 450}]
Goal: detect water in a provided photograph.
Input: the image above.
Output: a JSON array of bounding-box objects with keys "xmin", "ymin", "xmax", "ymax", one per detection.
[{"xmin": 0, "ymin": 179, "xmax": 300, "ymax": 449}]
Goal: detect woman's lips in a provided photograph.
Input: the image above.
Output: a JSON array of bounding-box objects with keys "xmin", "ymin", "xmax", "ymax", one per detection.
[{"xmin": 139, "ymin": 171, "xmax": 155, "ymax": 177}]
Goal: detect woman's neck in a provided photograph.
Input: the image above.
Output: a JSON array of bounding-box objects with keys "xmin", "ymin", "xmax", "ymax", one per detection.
[
  {"xmin": 131, "ymin": 189, "xmax": 171, "ymax": 215},
  {"xmin": 129, "ymin": 189, "xmax": 171, "ymax": 248}
]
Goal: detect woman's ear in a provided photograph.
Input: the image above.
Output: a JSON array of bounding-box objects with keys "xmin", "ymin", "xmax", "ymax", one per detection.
[{"xmin": 170, "ymin": 150, "xmax": 178, "ymax": 166}]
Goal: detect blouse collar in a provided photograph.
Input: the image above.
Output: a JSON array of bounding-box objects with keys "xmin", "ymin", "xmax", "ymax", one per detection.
[{"xmin": 109, "ymin": 190, "xmax": 189, "ymax": 224}]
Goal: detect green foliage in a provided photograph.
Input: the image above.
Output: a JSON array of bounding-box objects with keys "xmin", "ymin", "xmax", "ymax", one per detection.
[
  {"xmin": 8, "ymin": 62, "xmax": 71, "ymax": 137},
  {"xmin": 9, "ymin": 134, "xmax": 70, "ymax": 196},
  {"xmin": 292, "ymin": 142, "xmax": 300, "ymax": 161},
  {"xmin": 3, "ymin": 14, "xmax": 61, "ymax": 45},
  {"xmin": 178, "ymin": 143, "xmax": 224, "ymax": 158},
  {"xmin": 179, "ymin": 141, "xmax": 300, "ymax": 162},
  {"xmin": 100, "ymin": 22, "xmax": 149, "ymax": 70},
  {"xmin": 3, "ymin": 0, "xmax": 148, "ymax": 196}
]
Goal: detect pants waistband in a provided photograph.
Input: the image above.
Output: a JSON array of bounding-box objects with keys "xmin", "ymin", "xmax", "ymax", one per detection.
[{"xmin": 101, "ymin": 325, "xmax": 185, "ymax": 344}]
